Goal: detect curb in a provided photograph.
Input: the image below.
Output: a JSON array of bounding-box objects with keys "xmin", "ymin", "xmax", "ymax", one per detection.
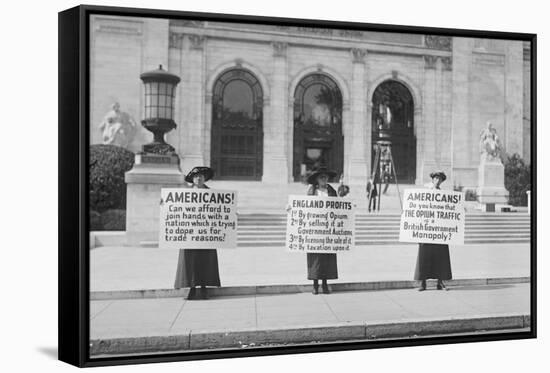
[
  {"xmin": 91, "ymin": 276, "xmax": 530, "ymax": 300},
  {"xmin": 90, "ymin": 314, "xmax": 531, "ymax": 356}
]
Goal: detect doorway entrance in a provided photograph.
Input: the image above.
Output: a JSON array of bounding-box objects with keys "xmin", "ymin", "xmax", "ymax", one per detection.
[
  {"xmin": 211, "ymin": 69, "xmax": 263, "ymax": 180},
  {"xmin": 293, "ymin": 74, "xmax": 343, "ymax": 181},
  {"xmin": 371, "ymin": 80, "xmax": 416, "ymax": 183}
]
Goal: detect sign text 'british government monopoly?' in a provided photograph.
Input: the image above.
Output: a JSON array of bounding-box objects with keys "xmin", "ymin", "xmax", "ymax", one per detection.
[
  {"xmin": 399, "ymin": 188, "xmax": 465, "ymax": 245},
  {"xmin": 159, "ymin": 188, "xmax": 237, "ymax": 249}
]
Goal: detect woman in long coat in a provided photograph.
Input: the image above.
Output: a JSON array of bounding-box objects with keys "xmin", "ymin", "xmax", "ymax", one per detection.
[
  {"xmin": 174, "ymin": 166, "xmax": 221, "ymax": 300},
  {"xmin": 414, "ymin": 171, "xmax": 453, "ymax": 291},
  {"xmin": 306, "ymin": 167, "xmax": 339, "ymax": 294}
]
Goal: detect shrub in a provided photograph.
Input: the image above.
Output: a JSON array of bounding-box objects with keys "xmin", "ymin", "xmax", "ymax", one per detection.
[
  {"xmin": 90, "ymin": 210, "xmax": 102, "ymax": 231},
  {"xmin": 504, "ymin": 153, "xmax": 531, "ymax": 206},
  {"xmin": 89, "ymin": 144, "xmax": 135, "ymax": 213},
  {"xmin": 101, "ymin": 209, "xmax": 126, "ymax": 231}
]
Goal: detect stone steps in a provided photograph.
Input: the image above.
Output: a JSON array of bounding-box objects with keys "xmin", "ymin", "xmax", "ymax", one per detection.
[{"xmin": 138, "ymin": 212, "xmax": 530, "ymax": 247}]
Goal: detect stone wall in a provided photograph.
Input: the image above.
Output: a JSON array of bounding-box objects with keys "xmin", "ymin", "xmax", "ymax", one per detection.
[
  {"xmin": 89, "ymin": 16, "xmax": 169, "ymax": 153},
  {"xmin": 89, "ymin": 16, "xmax": 530, "ymax": 189}
]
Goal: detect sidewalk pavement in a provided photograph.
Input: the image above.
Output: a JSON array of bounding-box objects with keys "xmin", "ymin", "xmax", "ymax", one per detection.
[
  {"xmin": 90, "ymin": 282, "xmax": 531, "ymax": 356},
  {"xmin": 91, "ymin": 243, "xmax": 530, "ymax": 293}
]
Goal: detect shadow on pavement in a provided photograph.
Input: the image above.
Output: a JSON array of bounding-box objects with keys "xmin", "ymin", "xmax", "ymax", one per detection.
[{"xmin": 36, "ymin": 346, "xmax": 57, "ymax": 360}]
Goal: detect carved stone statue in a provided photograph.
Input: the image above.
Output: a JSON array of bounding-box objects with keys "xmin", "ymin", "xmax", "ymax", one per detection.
[
  {"xmin": 98, "ymin": 102, "xmax": 137, "ymax": 148},
  {"xmin": 477, "ymin": 121, "xmax": 508, "ymax": 207},
  {"xmin": 479, "ymin": 121, "xmax": 502, "ymax": 161}
]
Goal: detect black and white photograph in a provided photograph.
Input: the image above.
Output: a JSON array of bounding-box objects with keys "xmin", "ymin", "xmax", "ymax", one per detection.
[{"xmin": 80, "ymin": 6, "xmax": 535, "ymax": 362}]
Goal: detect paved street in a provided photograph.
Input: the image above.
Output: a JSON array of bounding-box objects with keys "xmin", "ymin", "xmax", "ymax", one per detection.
[
  {"xmin": 90, "ymin": 282, "xmax": 531, "ymax": 356},
  {"xmin": 91, "ymin": 243, "xmax": 530, "ymax": 292}
]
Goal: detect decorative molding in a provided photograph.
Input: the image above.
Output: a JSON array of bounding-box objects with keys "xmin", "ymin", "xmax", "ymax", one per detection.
[
  {"xmin": 188, "ymin": 34, "xmax": 206, "ymax": 50},
  {"xmin": 273, "ymin": 25, "xmax": 422, "ymax": 45},
  {"xmin": 276, "ymin": 25, "xmax": 333, "ymax": 36},
  {"xmin": 234, "ymin": 58, "xmax": 244, "ymax": 67},
  {"xmin": 424, "ymin": 55, "xmax": 438, "ymax": 69},
  {"xmin": 351, "ymin": 48, "xmax": 367, "ymax": 64},
  {"xmin": 316, "ymin": 63, "xmax": 324, "ymax": 72},
  {"xmin": 441, "ymin": 57, "xmax": 453, "ymax": 71},
  {"xmin": 272, "ymin": 42, "xmax": 288, "ymax": 57},
  {"xmin": 391, "ymin": 70, "xmax": 399, "ymax": 79},
  {"xmin": 472, "ymin": 52, "xmax": 505, "ymax": 66},
  {"xmin": 169, "ymin": 33, "xmax": 184, "ymax": 49},
  {"xmin": 424, "ymin": 35, "xmax": 452, "ymax": 51},
  {"xmin": 173, "ymin": 20, "xmax": 205, "ymax": 28},
  {"xmin": 94, "ymin": 17, "xmax": 143, "ymax": 35}
]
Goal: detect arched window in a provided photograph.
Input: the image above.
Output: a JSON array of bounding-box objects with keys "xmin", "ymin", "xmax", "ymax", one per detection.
[
  {"xmin": 211, "ymin": 69, "xmax": 263, "ymax": 180},
  {"xmin": 371, "ymin": 80, "xmax": 416, "ymax": 183},
  {"xmin": 293, "ymin": 74, "xmax": 343, "ymax": 181}
]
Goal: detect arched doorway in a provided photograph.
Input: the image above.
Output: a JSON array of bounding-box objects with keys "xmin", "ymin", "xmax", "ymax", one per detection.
[
  {"xmin": 211, "ymin": 69, "xmax": 263, "ymax": 180},
  {"xmin": 293, "ymin": 74, "xmax": 343, "ymax": 181},
  {"xmin": 371, "ymin": 80, "xmax": 416, "ymax": 183}
]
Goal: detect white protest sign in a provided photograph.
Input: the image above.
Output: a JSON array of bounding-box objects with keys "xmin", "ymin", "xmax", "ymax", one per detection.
[
  {"xmin": 286, "ymin": 195, "xmax": 355, "ymax": 253},
  {"xmin": 159, "ymin": 188, "xmax": 237, "ymax": 249},
  {"xmin": 399, "ymin": 188, "xmax": 465, "ymax": 245}
]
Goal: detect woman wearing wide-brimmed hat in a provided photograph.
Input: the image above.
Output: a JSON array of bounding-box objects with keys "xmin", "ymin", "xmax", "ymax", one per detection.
[
  {"xmin": 305, "ymin": 166, "xmax": 339, "ymax": 294},
  {"xmin": 414, "ymin": 171, "xmax": 453, "ymax": 291},
  {"xmin": 174, "ymin": 166, "xmax": 221, "ymax": 300}
]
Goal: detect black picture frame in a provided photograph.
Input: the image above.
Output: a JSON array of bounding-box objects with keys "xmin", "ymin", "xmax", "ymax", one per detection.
[{"xmin": 59, "ymin": 4, "xmax": 537, "ymax": 367}]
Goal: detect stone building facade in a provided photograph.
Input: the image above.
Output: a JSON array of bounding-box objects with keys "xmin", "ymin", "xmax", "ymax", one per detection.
[{"xmin": 90, "ymin": 15, "xmax": 531, "ymax": 190}]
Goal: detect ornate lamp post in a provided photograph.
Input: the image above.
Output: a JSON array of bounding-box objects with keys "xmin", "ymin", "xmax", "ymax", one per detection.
[
  {"xmin": 125, "ymin": 64, "xmax": 185, "ymax": 245},
  {"xmin": 139, "ymin": 64, "xmax": 180, "ymax": 155}
]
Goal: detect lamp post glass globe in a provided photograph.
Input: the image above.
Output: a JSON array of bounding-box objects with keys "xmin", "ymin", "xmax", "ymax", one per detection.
[{"xmin": 140, "ymin": 64, "xmax": 181, "ymax": 154}]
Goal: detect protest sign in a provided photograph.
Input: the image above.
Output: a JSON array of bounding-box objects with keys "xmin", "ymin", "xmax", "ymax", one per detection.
[
  {"xmin": 286, "ymin": 195, "xmax": 355, "ymax": 253},
  {"xmin": 159, "ymin": 188, "xmax": 237, "ymax": 249},
  {"xmin": 399, "ymin": 188, "xmax": 465, "ymax": 245}
]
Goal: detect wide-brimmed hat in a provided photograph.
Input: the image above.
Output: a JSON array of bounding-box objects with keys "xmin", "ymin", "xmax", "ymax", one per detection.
[
  {"xmin": 307, "ymin": 167, "xmax": 338, "ymax": 185},
  {"xmin": 185, "ymin": 166, "xmax": 215, "ymax": 183},
  {"xmin": 429, "ymin": 171, "xmax": 447, "ymax": 182}
]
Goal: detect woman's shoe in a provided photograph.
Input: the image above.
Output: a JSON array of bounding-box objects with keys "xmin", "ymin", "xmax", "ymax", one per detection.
[
  {"xmin": 312, "ymin": 280, "xmax": 319, "ymax": 295},
  {"xmin": 437, "ymin": 280, "xmax": 448, "ymax": 291},
  {"xmin": 321, "ymin": 280, "xmax": 330, "ymax": 294},
  {"xmin": 418, "ymin": 281, "xmax": 426, "ymax": 292},
  {"xmin": 185, "ymin": 287, "xmax": 198, "ymax": 300}
]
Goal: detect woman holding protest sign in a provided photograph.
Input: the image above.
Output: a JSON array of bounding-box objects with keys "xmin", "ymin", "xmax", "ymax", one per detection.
[
  {"xmin": 414, "ymin": 171, "xmax": 453, "ymax": 291},
  {"xmin": 174, "ymin": 166, "xmax": 221, "ymax": 300},
  {"xmin": 305, "ymin": 166, "xmax": 340, "ymax": 295}
]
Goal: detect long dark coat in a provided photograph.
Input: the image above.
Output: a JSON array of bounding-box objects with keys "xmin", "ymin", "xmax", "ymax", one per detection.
[
  {"xmin": 413, "ymin": 243, "xmax": 452, "ymax": 280},
  {"xmin": 174, "ymin": 184, "xmax": 221, "ymax": 289},
  {"xmin": 306, "ymin": 184, "xmax": 338, "ymax": 280},
  {"xmin": 413, "ymin": 185, "xmax": 452, "ymax": 281}
]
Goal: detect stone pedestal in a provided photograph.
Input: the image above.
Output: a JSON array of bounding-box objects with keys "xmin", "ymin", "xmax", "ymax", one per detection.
[
  {"xmin": 125, "ymin": 153, "xmax": 186, "ymax": 246},
  {"xmin": 476, "ymin": 157, "xmax": 509, "ymax": 205}
]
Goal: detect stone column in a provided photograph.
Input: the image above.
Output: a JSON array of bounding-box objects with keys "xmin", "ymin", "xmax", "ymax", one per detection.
[
  {"xmin": 438, "ymin": 57, "xmax": 453, "ymax": 182},
  {"xmin": 420, "ymin": 55, "xmax": 438, "ymax": 184},
  {"xmin": 263, "ymin": 42, "xmax": 289, "ymax": 183},
  {"xmin": 504, "ymin": 41, "xmax": 524, "ymax": 157},
  {"xmin": 451, "ymin": 38, "xmax": 475, "ymax": 188},
  {"xmin": 347, "ymin": 48, "xmax": 369, "ymax": 186},
  {"xmin": 413, "ymin": 105, "xmax": 423, "ymax": 185},
  {"xmin": 179, "ymin": 34, "xmax": 207, "ymax": 173}
]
